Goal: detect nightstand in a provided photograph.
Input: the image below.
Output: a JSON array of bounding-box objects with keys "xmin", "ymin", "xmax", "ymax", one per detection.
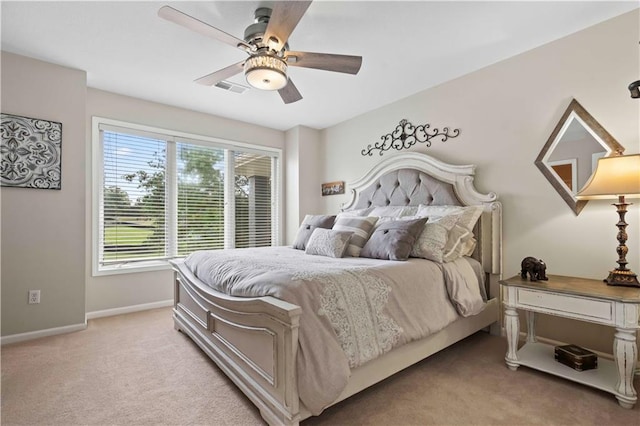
[{"xmin": 500, "ymin": 274, "xmax": 640, "ymax": 408}]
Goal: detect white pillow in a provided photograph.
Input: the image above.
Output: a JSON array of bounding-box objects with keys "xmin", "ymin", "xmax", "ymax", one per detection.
[
  {"xmin": 462, "ymin": 237, "xmax": 477, "ymax": 257},
  {"xmin": 455, "ymin": 205, "xmax": 483, "ymax": 232},
  {"xmin": 305, "ymin": 228, "xmax": 353, "ymax": 258},
  {"xmin": 372, "ymin": 215, "xmax": 407, "ymax": 225},
  {"xmin": 417, "ymin": 204, "xmax": 483, "ymax": 233},
  {"xmin": 337, "ymin": 207, "xmax": 373, "ymax": 218},
  {"xmin": 416, "ymin": 205, "xmax": 483, "ymax": 262},
  {"xmin": 442, "ymin": 224, "xmax": 472, "ymax": 262},
  {"xmin": 332, "ymin": 216, "xmax": 379, "ymax": 257},
  {"xmin": 415, "ymin": 204, "xmax": 461, "ymax": 218},
  {"xmin": 410, "ymin": 215, "xmax": 458, "ymax": 262},
  {"xmin": 369, "ymin": 205, "xmax": 418, "ymax": 218}
]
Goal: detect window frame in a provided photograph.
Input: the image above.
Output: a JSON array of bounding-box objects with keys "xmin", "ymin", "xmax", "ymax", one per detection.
[{"xmin": 91, "ymin": 116, "xmax": 283, "ymax": 276}]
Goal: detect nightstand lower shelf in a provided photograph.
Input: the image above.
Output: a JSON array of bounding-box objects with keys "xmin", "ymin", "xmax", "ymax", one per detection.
[{"xmin": 513, "ymin": 342, "xmax": 617, "ymax": 395}]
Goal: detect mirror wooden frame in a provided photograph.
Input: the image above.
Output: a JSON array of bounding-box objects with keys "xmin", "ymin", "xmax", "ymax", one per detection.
[{"xmin": 535, "ymin": 99, "xmax": 624, "ymax": 215}]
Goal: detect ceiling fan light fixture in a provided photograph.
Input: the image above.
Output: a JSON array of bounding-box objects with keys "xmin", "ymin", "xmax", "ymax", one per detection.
[
  {"xmin": 244, "ymin": 55, "xmax": 288, "ymax": 91},
  {"xmin": 159, "ymin": 2, "xmax": 362, "ymax": 103}
]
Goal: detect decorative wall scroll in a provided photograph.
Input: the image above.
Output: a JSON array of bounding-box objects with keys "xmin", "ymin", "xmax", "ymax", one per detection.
[
  {"xmin": 0, "ymin": 113, "xmax": 62, "ymax": 189},
  {"xmin": 322, "ymin": 181, "xmax": 345, "ymax": 196},
  {"xmin": 361, "ymin": 119, "xmax": 460, "ymax": 157}
]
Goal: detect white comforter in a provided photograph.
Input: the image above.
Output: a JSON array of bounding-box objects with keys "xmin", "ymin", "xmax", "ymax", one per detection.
[{"xmin": 184, "ymin": 246, "xmax": 485, "ymax": 415}]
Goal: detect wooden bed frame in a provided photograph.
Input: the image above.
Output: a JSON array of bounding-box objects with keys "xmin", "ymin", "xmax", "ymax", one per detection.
[{"xmin": 171, "ymin": 152, "xmax": 502, "ymax": 425}]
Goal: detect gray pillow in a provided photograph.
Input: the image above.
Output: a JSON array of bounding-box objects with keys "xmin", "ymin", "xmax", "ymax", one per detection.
[
  {"xmin": 292, "ymin": 214, "xmax": 336, "ymax": 250},
  {"xmin": 360, "ymin": 217, "xmax": 428, "ymax": 261}
]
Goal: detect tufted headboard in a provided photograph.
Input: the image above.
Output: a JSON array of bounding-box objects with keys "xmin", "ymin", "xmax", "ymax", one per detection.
[
  {"xmin": 350, "ymin": 168, "xmax": 462, "ymax": 209},
  {"xmin": 342, "ymin": 152, "xmax": 502, "ymax": 294}
]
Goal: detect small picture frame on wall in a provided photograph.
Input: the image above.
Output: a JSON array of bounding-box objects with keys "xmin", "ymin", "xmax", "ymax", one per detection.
[
  {"xmin": 321, "ymin": 181, "xmax": 345, "ymax": 196},
  {"xmin": 1, "ymin": 113, "xmax": 62, "ymax": 190}
]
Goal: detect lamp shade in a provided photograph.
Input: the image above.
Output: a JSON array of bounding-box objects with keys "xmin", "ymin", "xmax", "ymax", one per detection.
[
  {"xmin": 576, "ymin": 154, "xmax": 640, "ymax": 200},
  {"xmin": 244, "ymin": 55, "xmax": 288, "ymax": 91}
]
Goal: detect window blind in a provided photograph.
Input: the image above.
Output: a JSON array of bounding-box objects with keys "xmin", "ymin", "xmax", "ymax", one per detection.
[
  {"xmin": 176, "ymin": 142, "xmax": 225, "ymax": 255},
  {"xmin": 95, "ymin": 118, "xmax": 281, "ymax": 273},
  {"xmin": 101, "ymin": 131, "xmax": 167, "ymax": 265},
  {"xmin": 233, "ymin": 151, "xmax": 274, "ymax": 248}
]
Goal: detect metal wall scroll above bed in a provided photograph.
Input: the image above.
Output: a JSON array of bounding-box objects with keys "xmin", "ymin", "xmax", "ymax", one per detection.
[{"xmin": 361, "ymin": 118, "xmax": 460, "ymax": 156}]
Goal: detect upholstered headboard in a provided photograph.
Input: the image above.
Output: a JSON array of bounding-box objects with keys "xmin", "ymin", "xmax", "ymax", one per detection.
[
  {"xmin": 350, "ymin": 168, "xmax": 462, "ymax": 209},
  {"xmin": 342, "ymin": 152, "xmax": 502, "ymax": 282}
]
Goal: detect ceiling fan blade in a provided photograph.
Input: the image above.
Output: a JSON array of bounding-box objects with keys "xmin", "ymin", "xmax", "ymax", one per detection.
[
  {"xmin": 263, "ymin": 1, "xmax": 312, "ymax": 52},
  {"xmin": 158, "ymin": 6, "xmax": 251, "ymax": 52},
  {"xmin": 194, "ymin": 61, "xmax": 244, "ymax": 86},
  {"xmin": 278, "ymin": 79, "xmax": 303, "ymax": 104},
  {"xmin": 285, "ymin": 51, "xmax": 362, "ymax": 75}
]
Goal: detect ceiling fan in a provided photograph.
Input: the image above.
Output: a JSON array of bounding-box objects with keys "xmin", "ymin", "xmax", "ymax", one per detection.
[{"xmin": 158, "ymin": 1, "xmax": 362, "ymax": 104}]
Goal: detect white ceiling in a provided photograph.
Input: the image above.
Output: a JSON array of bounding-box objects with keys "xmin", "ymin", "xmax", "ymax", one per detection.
[{"xmin": 1, "ymin": 1, "xmax": 637, "ymax": 131}]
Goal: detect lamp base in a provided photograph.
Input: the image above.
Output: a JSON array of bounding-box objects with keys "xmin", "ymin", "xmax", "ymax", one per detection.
[{"xmin": 604, "ymin": 269, "xmax": 640, "ymax": 287}]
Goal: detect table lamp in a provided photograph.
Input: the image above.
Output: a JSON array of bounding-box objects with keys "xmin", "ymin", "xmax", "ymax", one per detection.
[{"xmin": 577, "ymin": 153, "xmax": 640, "ymax": 287}]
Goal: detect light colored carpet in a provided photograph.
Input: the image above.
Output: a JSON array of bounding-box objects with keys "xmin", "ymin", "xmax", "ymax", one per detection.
[{"xmin": 1, "ymin": 307, "xmax": 638, "ymax": 425}]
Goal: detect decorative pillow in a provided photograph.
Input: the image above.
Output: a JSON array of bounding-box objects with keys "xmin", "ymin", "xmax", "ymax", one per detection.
[
  {"xmin": 453, "ymin": 205, "xmax": 483, "ymax": 232},
  {"xmin": 417, "ymin": 204, "xmax": 483, "ymax": 233},
  {"xmin": 462, "ymin": 237, "xmax": 477, "ymax": 257},
  {"xmin": 360, "ymin": 217, "xmax": 428, "ymax": 261},
  {"xmin": 332, "ymin": 216, "xmax": 379, "ymax": 257},
  {"xmin": 292, "ymin": 214, "xmax": 336, "ymax": 250},
  {"xmin": 305, "ymin": 228, "xmax": 353, "ymax": 258},
  {"xmin": 410, "ymin": 215, "xmax": 459, "ymax": 263},
  {"xmin": 442, "ymin": 224, "xmax": 472, "ymax": 262},
  {"xmin": 416, "ymin": 205, "xmax": 483, "ymax": 263},
  {"xmin": 443, "ymin": 234, "xmax": 477, "ymax": 262},
  {"xmin": 369, "ymin": 205, "xmax": 418, "ymax": 218}
]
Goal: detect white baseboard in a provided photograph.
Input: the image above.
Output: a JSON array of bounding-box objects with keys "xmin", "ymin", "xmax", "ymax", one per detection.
[
  {"xmin": 1, "ymin": 322, "xmax": 87, "ymax": 346},
  {"xmin": 85, "ymin": 299, "xmax": 173, "ymax": 320},
  {"xmin": 1, "ymin": 300, "xmax": 174, "ymax": 346}
]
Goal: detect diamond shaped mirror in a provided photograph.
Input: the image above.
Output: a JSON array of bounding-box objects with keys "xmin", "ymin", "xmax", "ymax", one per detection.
[{"xmin": 535, "ymin": 99, "xmax": 624, "ymax": 215}]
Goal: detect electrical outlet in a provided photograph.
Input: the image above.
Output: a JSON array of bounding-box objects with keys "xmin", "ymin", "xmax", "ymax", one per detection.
[{"xmin": 28, "ymin": 290, "xmax": 40, "ymax": 304}]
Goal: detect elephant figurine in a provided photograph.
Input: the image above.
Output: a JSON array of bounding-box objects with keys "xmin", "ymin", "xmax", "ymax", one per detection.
[{"xmin": 520, "ymin": 257, "xmax": 549, "ymax": 282}]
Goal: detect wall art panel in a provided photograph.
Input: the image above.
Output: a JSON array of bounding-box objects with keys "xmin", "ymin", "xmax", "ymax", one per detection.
[{"xmin": 0, "ymin": 113, "xmax": 62, "ymax": 189}]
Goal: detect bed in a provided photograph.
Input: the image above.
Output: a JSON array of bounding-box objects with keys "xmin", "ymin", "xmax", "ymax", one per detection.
[{"xmin": 170, "ymin": 152, "xmax": 502, "ymax": 425}]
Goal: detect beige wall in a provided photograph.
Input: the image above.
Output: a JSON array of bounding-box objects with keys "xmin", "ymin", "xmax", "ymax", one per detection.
[
  {"xmin": 1, "ymin": 52, "xmax": 87, "ymax": 336},
  {"xmin": 0, "ymin": 53, "xmax": 287, "ymax": 335},
  {"xmin": 85, "ymin": 89, "xmax": 285, "ymax": 313},
  {"xmin": 284, "ymin": 126, "xmax": 322, "ymax": 244},
  {"xmin": 318, "ymin": 10, "xmax": 640, "ymax": 354}
]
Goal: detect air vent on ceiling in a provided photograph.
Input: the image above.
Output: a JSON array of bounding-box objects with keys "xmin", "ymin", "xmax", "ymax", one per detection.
[{"xmin": 214, "ymin": 80, "xmax": 249, "ymax": 94}]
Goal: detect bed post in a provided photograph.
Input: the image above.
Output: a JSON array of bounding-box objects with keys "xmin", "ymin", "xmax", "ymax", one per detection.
[{"xmin": 481, "ymin": 200, "xmax": 502, "ymax": 336}]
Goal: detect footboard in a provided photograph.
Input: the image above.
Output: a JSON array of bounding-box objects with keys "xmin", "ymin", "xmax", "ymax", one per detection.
[{"xmin": 170, "ymin": 260, "xmax": 302, "ymax": 425}]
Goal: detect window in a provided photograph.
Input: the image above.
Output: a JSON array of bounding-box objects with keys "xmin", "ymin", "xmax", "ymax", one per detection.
[{"xmin": 93, "ymin": 117, "xmax": 281, "ymax": 275}]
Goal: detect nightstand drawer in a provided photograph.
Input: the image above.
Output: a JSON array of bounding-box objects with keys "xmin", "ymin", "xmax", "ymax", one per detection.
[{"xmin": 517, "ymin": 288, "xmax": 613, "ymax": 323}]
